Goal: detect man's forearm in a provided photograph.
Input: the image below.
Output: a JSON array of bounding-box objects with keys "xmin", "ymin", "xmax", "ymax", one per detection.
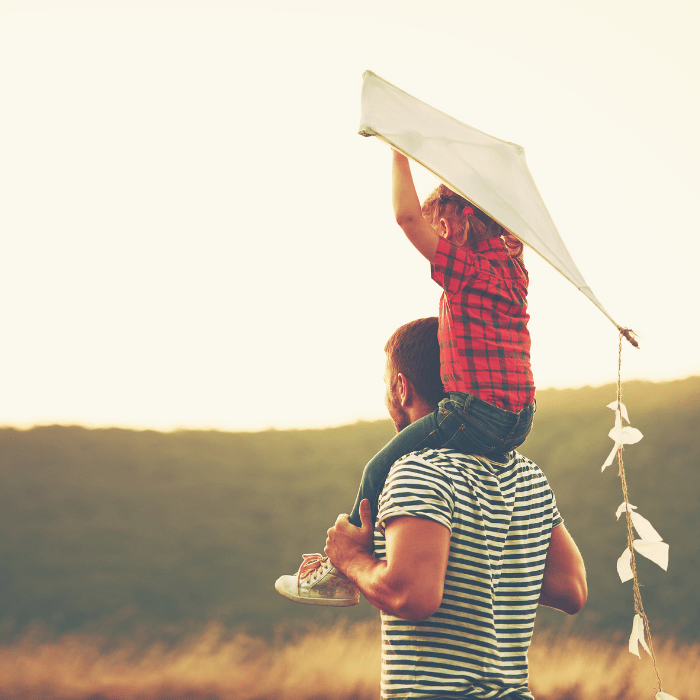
[
  {"xmin": 341, "ymin": 548, "xmax": 442, "ymax": 621},
  {"xmin": 339, "ymin": 550, "xmax": 403, "ymax": 615}
]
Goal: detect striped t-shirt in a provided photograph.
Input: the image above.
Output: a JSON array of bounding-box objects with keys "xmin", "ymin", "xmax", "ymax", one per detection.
[{"xmin": 374, "ymin": 448, "xmax": 562, "ymax": 700}]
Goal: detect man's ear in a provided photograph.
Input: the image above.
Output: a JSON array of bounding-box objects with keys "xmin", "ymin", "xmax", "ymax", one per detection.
[{"xmin": 396, "ymin": 373, "xmax": 414, "ymax": 408}]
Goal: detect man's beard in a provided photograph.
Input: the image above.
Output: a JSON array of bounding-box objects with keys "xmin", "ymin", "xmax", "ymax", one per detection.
[{"xmin": 387, "ymin": 392, "xmax": 410, "ymax": 433}]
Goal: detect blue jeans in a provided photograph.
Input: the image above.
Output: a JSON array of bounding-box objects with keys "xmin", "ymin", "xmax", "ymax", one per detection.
[{"xmin": 348, "ymin": 392, "xmax": 535, "ymax": 527}]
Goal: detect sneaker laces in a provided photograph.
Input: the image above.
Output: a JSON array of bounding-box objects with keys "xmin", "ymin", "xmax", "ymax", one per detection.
[{"xmin": 297, "ymin": 553, "xmax": 329, "ymax": 585}]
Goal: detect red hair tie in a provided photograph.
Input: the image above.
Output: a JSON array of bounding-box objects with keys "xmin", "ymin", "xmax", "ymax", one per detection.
[{"xmin": 462, "ymin": 205, "xmax": 473, "ymax": 217}]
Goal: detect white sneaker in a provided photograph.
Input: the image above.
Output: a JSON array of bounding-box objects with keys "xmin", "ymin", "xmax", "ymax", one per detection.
[{"xmin": 275, "ymin": 553, "xmax": 360, "ymax": 607}]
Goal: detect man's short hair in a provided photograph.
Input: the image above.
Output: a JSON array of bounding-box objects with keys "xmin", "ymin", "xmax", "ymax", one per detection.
[{"xmin": 384, "ymin": 317, "xmax": 447, "ymax": 410}]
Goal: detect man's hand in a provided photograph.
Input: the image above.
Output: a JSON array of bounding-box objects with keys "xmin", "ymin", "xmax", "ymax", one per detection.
[{"xmin": 325, "ymin": 498, "xmax": 374, "ymax": 575}]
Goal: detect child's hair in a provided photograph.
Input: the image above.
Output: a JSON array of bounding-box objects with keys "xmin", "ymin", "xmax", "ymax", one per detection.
[{"xmin": 421, "ymin": 184, "xmax": 524, "ymax": 259}]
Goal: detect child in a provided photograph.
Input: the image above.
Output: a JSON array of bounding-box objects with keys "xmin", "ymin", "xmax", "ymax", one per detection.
[{"xmin": 275, "ymin": 150, "xmax": 535, "ymax": 607}]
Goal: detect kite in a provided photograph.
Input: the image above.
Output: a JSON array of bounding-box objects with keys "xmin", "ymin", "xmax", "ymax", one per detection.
[{"xmin": 358, "ymin": 70, "xmax": 637, "ymax": 347}]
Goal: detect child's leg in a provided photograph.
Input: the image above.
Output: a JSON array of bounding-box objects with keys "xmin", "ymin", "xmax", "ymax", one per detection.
[{"xmin": 348, "ymin": 406, "xmax": 479, "ymax": 526}]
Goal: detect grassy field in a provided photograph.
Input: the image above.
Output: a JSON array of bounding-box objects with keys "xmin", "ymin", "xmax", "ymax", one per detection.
[
  {"xmin": 1, "ymin": 377, "xmax": 698, "ymax": 639},
  {"xmin": 0, "ymin": 620, "xmax": 695, "ymax": 700}
]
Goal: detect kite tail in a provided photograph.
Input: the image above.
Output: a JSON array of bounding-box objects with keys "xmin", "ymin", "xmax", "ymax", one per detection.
[{"xmin": 618, "ymin": 327, "xmax": 639, "ymax": 349}]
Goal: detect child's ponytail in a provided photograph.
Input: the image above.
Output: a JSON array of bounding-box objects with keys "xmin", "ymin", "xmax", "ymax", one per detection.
[{"xmin": 502, "ymin": 231, "xmax": 524, "ymax": 261}]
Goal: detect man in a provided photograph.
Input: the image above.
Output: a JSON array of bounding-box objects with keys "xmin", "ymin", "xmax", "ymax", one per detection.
[{"xmin": 328, "ymin": 317, "xmax": 586, "ymax": 700}]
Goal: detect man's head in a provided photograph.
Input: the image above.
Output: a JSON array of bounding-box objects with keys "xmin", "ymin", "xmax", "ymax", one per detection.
[{"xmin": 383, "ymin": 317, "xmax": 447, "ymax": 432}]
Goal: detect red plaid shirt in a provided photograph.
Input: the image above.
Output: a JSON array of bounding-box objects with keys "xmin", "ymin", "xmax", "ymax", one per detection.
[{"xmin": 431, "ymin": 236, "xmax": 534, "ymax": 412}]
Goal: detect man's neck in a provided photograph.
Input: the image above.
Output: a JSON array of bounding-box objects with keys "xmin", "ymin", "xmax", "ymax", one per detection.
[{"xmin": 407, "ymin": 401, "xmax": 436, "ymax": 425}]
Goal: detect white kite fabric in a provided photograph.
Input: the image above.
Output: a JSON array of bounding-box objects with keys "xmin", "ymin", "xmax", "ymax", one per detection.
[{"xmin": 359, "ymin": 70, "xmax": 636, "ymax": 346}]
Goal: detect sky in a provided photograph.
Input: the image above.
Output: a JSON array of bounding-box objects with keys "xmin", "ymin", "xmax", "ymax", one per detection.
[{"xmin": 1, "ymin": 0, "xmax": 698, "ymax": 432}]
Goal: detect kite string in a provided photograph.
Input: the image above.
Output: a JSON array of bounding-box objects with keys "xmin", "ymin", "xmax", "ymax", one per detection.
[{"xmin": 616, "ymin": 332, "xmax": 662, "ymax": 695}]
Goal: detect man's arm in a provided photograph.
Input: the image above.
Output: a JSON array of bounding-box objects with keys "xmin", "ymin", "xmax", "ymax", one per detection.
[
  {"xmin": 325, "ymin": 499, "xmax": 450, "ymax": 622},
  {"xmin": 392, "ymin": 150, "xmax": 440, "ymax": 263},
  {"xmin": 539, "ymin": 523, "xmax": 588, "ymax": 615}
]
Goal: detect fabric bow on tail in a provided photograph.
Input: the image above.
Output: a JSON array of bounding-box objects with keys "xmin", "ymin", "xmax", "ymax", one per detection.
[{"xmin": 602, "ymin": 401, "xmax": 643, "ymax": 472}]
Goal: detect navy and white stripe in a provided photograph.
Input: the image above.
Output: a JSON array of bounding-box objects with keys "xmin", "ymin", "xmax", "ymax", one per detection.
[{"xmin": 375, "ymin": 449, "xmax": 562, "ymax": 700}]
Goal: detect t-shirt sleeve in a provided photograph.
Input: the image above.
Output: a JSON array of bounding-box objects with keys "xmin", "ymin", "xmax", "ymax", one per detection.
[
  {"xmin": 529, "ymin": 460, "xmax": 564, "ymax": 530},
  {"xmin": 431, "ymin": 236, "xmax": 476, "ymax": 295},
  {"xmin": 551, "ymin": 492, "xmax": 564, "ymax": 529},
  {"xmin": 377, "ymin": 454, "xmax": 455, "ymax": 533}
]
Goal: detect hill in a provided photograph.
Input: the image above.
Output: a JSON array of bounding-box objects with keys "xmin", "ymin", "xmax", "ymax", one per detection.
[{"xmin": 0, "ymin": 377, "xmax": 698, "ymax": 640}]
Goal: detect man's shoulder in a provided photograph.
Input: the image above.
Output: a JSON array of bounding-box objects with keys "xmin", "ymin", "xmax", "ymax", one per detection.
[
  {"xmin": 386, "ymin": 449, "xmax": 496, "ymax": 494},
  {"xmin": 389, "ymin": 448, "xmax": 550, "ymax": 491},
  {"xmin": 393, "ymin": 447, "xmax": 535, "ymax": 472}
]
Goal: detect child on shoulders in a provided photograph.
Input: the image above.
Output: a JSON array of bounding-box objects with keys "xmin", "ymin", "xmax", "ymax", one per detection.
[{"xmin": 275, "ymin": 150, "xmax": 535, "ymax": 607}]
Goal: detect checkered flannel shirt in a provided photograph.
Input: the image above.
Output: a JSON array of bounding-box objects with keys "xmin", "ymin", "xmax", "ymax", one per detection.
[{"xmin": 431, "ymin": 235, "xmax": 535, "ymax": 412}]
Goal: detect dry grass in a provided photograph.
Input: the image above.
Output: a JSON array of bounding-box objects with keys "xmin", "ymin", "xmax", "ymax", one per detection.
[
  {"xmin": 0, "ymin": 621, "xmax": 380, "ymax": 700},
  {"xmin": 528, "ymin": 631, "xmax": 699, "ymax": 700},
  {"xmin": 0, "ymin": 621, "xmax": 696, "ymax": 700}
]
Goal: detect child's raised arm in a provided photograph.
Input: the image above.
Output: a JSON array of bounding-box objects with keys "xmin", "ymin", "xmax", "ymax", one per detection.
[{"xmin": 392, "ymin": 150, "xmax": 439, "ymax": 263}]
